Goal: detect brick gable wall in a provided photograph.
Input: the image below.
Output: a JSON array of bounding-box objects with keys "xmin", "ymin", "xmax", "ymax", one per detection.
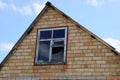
[{"xmin": 0, "ymin": 7, "xmax": 120, "ymax": 80}]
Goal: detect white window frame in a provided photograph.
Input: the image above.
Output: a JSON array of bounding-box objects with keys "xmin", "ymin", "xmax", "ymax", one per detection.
[{"xmin": 35, "ymin": 27, "xmax": 67, "ymax": 64}]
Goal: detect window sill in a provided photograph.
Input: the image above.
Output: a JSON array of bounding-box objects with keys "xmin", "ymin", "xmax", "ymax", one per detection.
[{"xmin": 34, "ymin": 62, "xmax": 67, "ymax": 66}]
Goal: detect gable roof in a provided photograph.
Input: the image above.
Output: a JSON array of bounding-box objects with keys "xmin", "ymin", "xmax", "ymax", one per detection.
[{"xmin": 0, "ymin": 1, "xmax": 119, "ymax": 69}]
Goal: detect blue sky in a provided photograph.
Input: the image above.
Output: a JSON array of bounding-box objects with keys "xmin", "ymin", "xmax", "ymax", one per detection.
[{"xmin": 0, "ymin": 0, "xmax": 120, "ymax": 63}]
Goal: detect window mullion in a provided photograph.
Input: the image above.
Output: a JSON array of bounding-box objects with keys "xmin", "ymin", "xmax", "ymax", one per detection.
[
  {"xmin": 49, "ymin": 40, "xmax": 52, "ymax": 62},
  {"xmin": 49, "ymin": 30, "xmax": 53, "ymax": 62},
  {"xmin": 36, "ymin": 31, "xmax": 40, "ymax": 64},
  {"xmin": 63, "ymin": 28, "xmax": 67, "ymax": 62}
]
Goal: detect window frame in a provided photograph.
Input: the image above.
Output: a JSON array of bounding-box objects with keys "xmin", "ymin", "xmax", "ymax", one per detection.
[{"xmin": 35, "ymin": 27, "xmax": 68, "ymax": 65}]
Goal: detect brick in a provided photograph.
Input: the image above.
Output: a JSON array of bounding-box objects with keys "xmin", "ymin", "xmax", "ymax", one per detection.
[
  {"xmin": 107, "ymin": 76, "xmax": 115, "ymax": 80},
  {"xmin": 93, "ymin": 57, "xmax": 102, "ymax": 60},
  {"xmin": 96, "ymin": 61, "xmax": 106, "ymax": 64},
  {"xmin": 79, "ymin": 46, "xmax": 88, "ymax": 49},
  {"xmin": 84, "ymin": 64, "xmax": 89, "ymax": 68},
  {"xmin": 85, "ymin": 53, "xmax": 94, "ymax": 56}
]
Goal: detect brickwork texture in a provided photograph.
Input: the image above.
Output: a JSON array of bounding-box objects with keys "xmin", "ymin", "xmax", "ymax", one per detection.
[{"xmin": 0, "ymin": 4, "xmax": 120, "ymax": 80}]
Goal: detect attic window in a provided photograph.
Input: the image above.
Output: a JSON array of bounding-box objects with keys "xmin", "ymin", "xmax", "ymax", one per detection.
[{"xmin": 35, "ymin": 27, "xmax": 67, "ymax": 65}]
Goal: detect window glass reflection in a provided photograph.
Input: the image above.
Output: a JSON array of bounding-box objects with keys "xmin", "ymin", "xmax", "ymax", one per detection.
[
  {"xmin": 40, "ymin": 30, "xmax": 52, "ymax": 39},
  {"xmin": 37, "ymin": 41, "xmax": 50, "ymax": 62},
  {"xmin": 53, "ymin": 29, "xmax": 65, "ymax": 38}
]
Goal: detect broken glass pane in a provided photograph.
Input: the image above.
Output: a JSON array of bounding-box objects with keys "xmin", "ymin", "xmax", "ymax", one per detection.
[
  {"xmin": 40, "ymin": 30, "xmax": 52, "ymax": 39},
  {"xmin": 53, "ymin": 29, "xmax": 65, "ymax": 38},
  {"xmin": 37, "ymin": 41, "xmax": 50, "ymax": 62},
  {"xmin": 51, "ymin": 46, "xmax": 64, "ymax": 62}
]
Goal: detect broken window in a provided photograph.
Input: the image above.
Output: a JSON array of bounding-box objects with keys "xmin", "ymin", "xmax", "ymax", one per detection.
[
  {"xmin": 35, "ymin": 27, "xmax": 67, "ymax": 64},
  {"xmin": 51, "ymin": 40, "xmax": 64, "ymax": 62}
]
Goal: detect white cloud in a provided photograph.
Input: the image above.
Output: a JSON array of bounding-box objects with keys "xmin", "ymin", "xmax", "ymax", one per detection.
[
  {"xmin": 10, "ymin": 1, "xmax": 46, "ymax": 15},
  {"xmin": 87, "ymin": 0, "xmax": 104, "ymax": 7},
  {"xmin": 0, "ymin": 1, "xmax": 8, "ymax": 8},
  {"xmin": 87, "ymin": 0, "xmax": 120, "ymax": 7},
  {"xmin": 0, "ymin": 43, "xmax": 14, "ymax": 51},
  {"xmin": 32, "ymin": 2, "xmax": 45, "ymax": 14},
  {"xmin": 11, "ymin": 4, "xmax": 17, "ymax": 11},
  {"xmin": 0, "ymin": 0, "xmax": 46, "ymax": 15},
  {"xmin": 103, "ymin": 38, "xmax": 120, "ymax": 52},
  {"xmin": 11, "ymin": 4, "xmax": 32, "ymax": 15}
]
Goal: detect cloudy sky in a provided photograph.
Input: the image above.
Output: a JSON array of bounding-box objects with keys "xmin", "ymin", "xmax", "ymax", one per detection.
[{"xmin": 0, "ymin": 0, "xmax": 120, "ymax": 62}]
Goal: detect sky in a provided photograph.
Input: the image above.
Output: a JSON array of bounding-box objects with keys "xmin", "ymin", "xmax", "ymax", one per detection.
[{"xmin": 0, "ymin": 0, "xmax": 120, "ymax": 63}]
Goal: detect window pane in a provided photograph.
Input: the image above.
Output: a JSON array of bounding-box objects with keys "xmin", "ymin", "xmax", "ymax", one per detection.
[
  {"xmin": 53, "ymin": 29, "xmax": 65, "ymax": 38},
  {"xmin": 40, "ymin": 30, "xmax": 52, "ymax": 39},
  {"xmin": 51, "ymin": 46, "xmax": 64, "ymax": 62},
  {"xmin": 37, "ymin": 41, "xmax": 50, "ymax": 62}
]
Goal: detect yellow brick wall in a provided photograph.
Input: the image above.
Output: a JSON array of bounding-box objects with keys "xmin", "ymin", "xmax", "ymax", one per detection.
[{"xmin": 0, "ymin": 7, "xmax": 120, "ymax": 80}]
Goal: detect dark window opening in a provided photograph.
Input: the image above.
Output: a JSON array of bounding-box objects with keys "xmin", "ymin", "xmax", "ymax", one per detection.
[{"xmin": 51, "ymin": 46, "xmax": 64, "ymax": 62}]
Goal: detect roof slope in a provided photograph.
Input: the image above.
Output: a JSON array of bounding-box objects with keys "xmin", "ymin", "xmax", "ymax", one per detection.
[{"xmin": 0, "ymin": 1, "xmax": 119, "ymax": 68}]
